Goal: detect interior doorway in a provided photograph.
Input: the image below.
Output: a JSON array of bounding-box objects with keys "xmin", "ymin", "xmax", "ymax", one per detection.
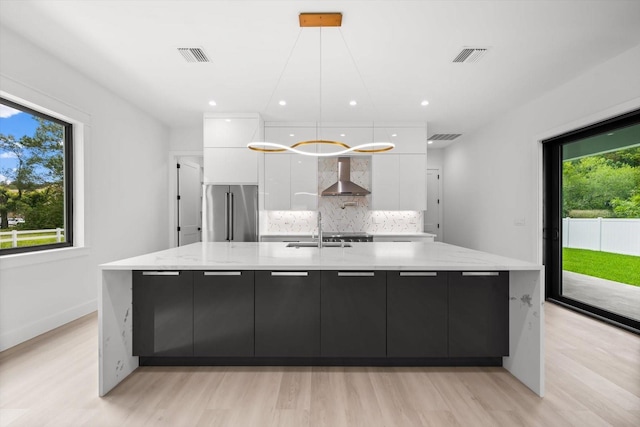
[
  {"xmin": 425, "ymin": 168, "xmax": 443, "ymax": 241},
  {"xmin": 176, "ymin": 157, "xmax": 203, "ymax": 246}
]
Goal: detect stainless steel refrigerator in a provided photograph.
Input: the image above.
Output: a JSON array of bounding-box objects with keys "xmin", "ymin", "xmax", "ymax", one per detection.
[{"xmin": 202, "ymin": 185, "xmax": 258, "ymax": 242}]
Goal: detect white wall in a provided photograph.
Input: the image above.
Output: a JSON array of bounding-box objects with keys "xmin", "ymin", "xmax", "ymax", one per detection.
[
  {"xmin": 427, "ymin": 148, "xmax": 444, "ymax": 170},
  {"xmin": 170, "ymin": 125, "xmax": 203, "ymax": 153},
  {"xmin": 0, "ymin": 26, "xmax": 170, "ymax": 351},
  {"xmin": 443, "ymin": 43, "xmax": 640, "ymax": 263}
]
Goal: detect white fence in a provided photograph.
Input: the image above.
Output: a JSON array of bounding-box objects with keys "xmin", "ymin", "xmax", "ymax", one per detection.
[
  {"xmin": 562, "ymin": 218, "xmax": 640, "ymax": 256},
  {"xmin": 0, "ymin": 228, "xmax": 65, "ymax": 248}
]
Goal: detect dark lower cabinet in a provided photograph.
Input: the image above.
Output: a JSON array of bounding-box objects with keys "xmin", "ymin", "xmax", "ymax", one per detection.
[
  {"xmin": 321, "ymin": 271, "xmax": 387, "ymax": 357},
  {"xmin": 133, "ymin": 270, "xmax": 194, "ymax": 357},
  {"xmin": 448, "ymin": 271, "xmax": 509, "ymax": 357},
  {"xmin": 387, "ymin": 271, "xmax": 448, "ymax": 357},
  {"xmin": 255, "ymin": 271, "xmax": 321, "ymax": 357},
  {"xmin": 193, "ymin": 271, "xmax": 254, "ymax": 357}
]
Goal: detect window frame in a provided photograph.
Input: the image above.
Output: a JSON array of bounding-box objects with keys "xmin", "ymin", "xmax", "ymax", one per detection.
[
  {"xmin": 542, "ymin": 108, "xmax": 640, "ymax": 333},
  {"xmin": 0, "ymin": 97, "xmax": 74, "ymax": 255}
]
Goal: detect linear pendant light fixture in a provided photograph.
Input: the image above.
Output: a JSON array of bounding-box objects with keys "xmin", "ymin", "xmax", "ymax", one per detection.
[{"xmin": 247, "ymin": 12, "xmax": 395, "ymax": 156}]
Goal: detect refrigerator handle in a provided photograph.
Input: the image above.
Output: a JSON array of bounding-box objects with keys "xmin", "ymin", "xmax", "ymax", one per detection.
[
  {"xmin": 230, "ymin": 192, "xmax": 235, "ymax": 241},
  {"xmin": 224, "ymin": 192, "xmax": 230, "ymax": 241}
]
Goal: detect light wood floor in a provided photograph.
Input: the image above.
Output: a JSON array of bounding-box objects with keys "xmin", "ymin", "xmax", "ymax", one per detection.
[{"xmin": 1, "ymin": 304, "xmax": 638, "ymax": 427}]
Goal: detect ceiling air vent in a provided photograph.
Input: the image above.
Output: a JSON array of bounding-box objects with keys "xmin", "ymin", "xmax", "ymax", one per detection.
[
  {"xmin": 452, "ymin": 47, "xmax": 488, "ymax": 63},
  {"xmin": 177, "ymin": 47, "xmax": 210, "ymax": 63},
  {"xmin": 428, "ymin": 134, "xmax": 462, "ymax": 141}
]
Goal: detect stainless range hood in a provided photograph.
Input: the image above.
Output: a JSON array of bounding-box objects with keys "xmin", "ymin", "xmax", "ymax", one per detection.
[{"xmin": 321, "ymin": 157, "xmax": 371, "ymax": 196}]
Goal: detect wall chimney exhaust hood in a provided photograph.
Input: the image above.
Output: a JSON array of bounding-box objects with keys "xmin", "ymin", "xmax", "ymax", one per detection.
[{"xmin": 321, "ymin": 157, "xmax": 370, "ymax": 196}]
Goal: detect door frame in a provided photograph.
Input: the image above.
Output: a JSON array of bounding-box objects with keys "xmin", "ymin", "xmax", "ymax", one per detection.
[
  {"xmin": 541, "ymin": 106, "xmax": 640, "ymax": 332},
  {"xmin": 168, "ymin": 151, "xmax": 203, "ymax": 248},
  {"xmin": 426, "ymin": 168, "xmax": 443, "ymax": 242}
]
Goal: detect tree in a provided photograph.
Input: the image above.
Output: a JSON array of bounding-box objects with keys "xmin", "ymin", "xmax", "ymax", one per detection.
[
  {"xmin": 0, "ymin": 116, "xmax": 65, "ymax": 229},
  {"xmin": 563, "ymin": 153, "xmax": 640, "ymax": 218}
]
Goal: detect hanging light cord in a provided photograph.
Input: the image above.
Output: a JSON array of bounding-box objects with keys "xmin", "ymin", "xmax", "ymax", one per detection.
[{"xmin": 317, "ymin": 27, "xmax": 322, "ymax": 141}]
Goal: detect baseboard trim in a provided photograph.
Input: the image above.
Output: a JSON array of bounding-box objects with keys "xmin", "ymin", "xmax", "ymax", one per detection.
[
  {"xmin": 139, "ymin": 356, "xmax": 503, "ymax": 367},
  {"xmin": 0, "ymin": 299, "xmax": 97, "ymax": 352}
]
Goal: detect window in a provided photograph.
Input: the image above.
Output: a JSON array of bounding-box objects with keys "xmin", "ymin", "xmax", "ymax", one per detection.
[{"xmin": 0, "ymin": 98, "xmax": 73, "ymax": 254}]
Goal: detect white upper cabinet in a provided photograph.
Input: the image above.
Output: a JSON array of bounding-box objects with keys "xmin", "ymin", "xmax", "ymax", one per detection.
[
  {"xmin": 203, "ymin": 113, "xmax": 263, "ymax": 184},
  {"xmin": 264, "ymin": 154, "xmax": 290, "ymax": 210},
  {"xmin": 371, "ymin": 155, "xmax": 400, "ymax": 210},
  {"xmin": 290, "ymin": 155, "xmax": 318, "ymax": 210},
  {"xmin": 371, "ymin": 154, "xmax": 426, "ymax": 211},
  {"xmin": 263, "ymin": 126, "xmax": 318, "ymax": 210}
]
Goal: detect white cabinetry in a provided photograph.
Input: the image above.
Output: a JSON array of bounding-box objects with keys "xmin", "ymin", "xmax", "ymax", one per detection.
[
  {"xmin": 203, "ymin": 114, "xmax": 263, "ymax": 184},
  {"xmin": 264, "ymin": 154, "xmax": 318, "ymax": 210},
  {"xmin": 371, "ymin": 154, "xmax": 426, "ymax": 211},
  {"xmin": 263, "ymin": 126, "xmax": 318, "ymax": 211}
]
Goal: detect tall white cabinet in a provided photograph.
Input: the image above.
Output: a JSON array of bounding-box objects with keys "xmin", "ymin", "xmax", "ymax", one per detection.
[{"xmin": 203, "ymin": 113, "xmax": 263, "ymax": 184}]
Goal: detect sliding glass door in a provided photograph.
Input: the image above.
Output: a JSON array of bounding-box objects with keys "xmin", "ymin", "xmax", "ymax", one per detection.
[{"xmin": 544, "ymin": 109, "xmax": 640, "ymax": 332}]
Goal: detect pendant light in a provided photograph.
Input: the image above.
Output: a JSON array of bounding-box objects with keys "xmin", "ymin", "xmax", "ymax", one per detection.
[{"xmin": 247, "ymin": 13, "xmax": 394, "ymax": 156}]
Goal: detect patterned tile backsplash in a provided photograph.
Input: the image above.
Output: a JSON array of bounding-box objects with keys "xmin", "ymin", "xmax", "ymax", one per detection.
[{"xmin": 264, "ymin": 157, "xmax": 423, "ymax": 234}]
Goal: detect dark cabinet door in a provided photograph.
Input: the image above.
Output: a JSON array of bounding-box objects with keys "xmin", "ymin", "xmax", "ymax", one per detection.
[
  {"xmin": 133, "ymin": 270, "xmax": 193, "ymax": 357},
  {"xmin": 321, "ymin": 271, "xmax": 387, "ymax": 357},
  {"xmin": 387, "ymin": 271, "xmax": 448, "ymax": 357},
  {"xmin": 255, "ymin": 271, "xmax": 321, "ymax": 357},
  {"xmin": 193, "ymin": 271, "xmax": 254, "ymax": 357},
  {"xmin": 448, "ymin": 271, "xmax": 509, "ymax": 357}
]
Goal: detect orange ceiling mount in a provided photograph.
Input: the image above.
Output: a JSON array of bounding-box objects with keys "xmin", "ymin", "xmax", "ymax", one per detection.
[{"xmin": 299, "ymin": 13, "xmax": 342, "ymax": 27}]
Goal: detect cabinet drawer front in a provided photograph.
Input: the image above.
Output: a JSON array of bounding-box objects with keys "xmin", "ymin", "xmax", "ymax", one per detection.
[
  {"xmin": 448, "ymin": 271, "xmax": 509, "ymax": 357},
  {"xmin": 387, "ymin": 272, "xmax": 448, "ymax": 357},
  {"xmin": 321, "ymin": 271, "xmax": 387, "ymax": 357},
  {"xmin": 255, "ymin": 271, "xmax": 321, "ymax": 357},
  {"xmin": 132, "ymin": 271, "xmax": 194, "ymax": 357},
  {"xmin": 194, "ymin": 271, "xmax": 254, "ymax": 357}
]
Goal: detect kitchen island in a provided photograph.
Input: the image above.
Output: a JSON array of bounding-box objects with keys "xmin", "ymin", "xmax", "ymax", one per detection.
[{"xmin": 99, "ymin": 241, "xmax": 544, "ymax": 396}]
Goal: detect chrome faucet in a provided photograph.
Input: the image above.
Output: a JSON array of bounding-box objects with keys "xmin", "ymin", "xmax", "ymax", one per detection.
[{"xmin": 317, "ymin": 211, "xmax": 323, "ymax": 248}]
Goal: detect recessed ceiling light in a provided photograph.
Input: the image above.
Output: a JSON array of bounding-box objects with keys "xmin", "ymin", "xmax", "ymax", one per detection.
[
  {"xmin": 391, "ymin": 133, "xmax": 397, "ymax": 137},
  {"xmin": 225, "ymin": 119, "xmax": 231, "ymax": 122},
  {"xmin": 349, "ymin": 100, "xmax": 357, "ymax": 106},
  {"xmin": 289, "ymin": 133, "xmax": 295, "ymax": 137},
  {"xmin": 427, "ymin": 140, "xmax": 434, "ymax": 144},
  {"xmin": 208, "ymin": 100, "xmax": 217, "ymax": 106},
  {"xmin": 421, "ymin": 100, "xmax": 429, "ymax": 106},
  {"xmin": 279, "ymin": 100, "xmax": 287, "ymax": 106},
  {"xmin": 340, "ymin": 133, "xmax": 346, "ymax": 137}
]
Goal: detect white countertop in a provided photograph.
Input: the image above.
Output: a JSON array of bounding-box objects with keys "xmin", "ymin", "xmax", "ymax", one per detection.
[{"xmin": 100, "ymin": 241, "xmax": 541, "ymax": 271}]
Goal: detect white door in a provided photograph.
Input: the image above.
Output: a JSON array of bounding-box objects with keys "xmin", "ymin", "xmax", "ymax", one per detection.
[
  {"xmin": 425, "ymin": 169, "xmax": 442, "ymax": 241},
  {"xmin": 177, "ymin": 160, "xmax": 202, "ymax": 245}
]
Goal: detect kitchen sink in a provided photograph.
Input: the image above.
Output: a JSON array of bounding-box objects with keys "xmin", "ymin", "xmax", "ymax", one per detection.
[{"xmin": 286, "ymin": 242, "xmax": 352, "ymax": 248}]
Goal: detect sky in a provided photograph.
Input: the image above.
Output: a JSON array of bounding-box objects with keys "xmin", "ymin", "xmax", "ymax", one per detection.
[{"xmin": 0, "ymin": 104, "xmax": 44, "ymax": 183}]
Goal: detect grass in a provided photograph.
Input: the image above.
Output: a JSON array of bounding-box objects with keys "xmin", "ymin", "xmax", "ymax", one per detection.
[
  {"xmin": 0, "ymin": 230, "xmax": 62, "ymax": 249},
  {"xmin": 563, "ymin": 248, "xmax": 640, "ymax": 287}
]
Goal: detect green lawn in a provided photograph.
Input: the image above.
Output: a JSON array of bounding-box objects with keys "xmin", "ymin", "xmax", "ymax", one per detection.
[
  {"xmin": 563, "ymin": 248, "xmax": 640, "ymax": 287},
  {"xmin": 0, "ymin": 231, "xmax": 61, "ymax": 249}
]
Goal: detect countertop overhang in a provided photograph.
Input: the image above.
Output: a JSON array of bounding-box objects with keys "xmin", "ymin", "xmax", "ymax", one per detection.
[{"xmin": 100, "ymin": 241, "xmax": 541, "ymax": 271}]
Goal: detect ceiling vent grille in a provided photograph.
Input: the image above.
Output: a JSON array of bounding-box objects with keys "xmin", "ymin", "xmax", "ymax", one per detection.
[
  {"xmin": 452, "ymin": 47, "xmax": 488, "ymax": 63},
  {"xmin": 428, "ymin": 134, "xmax": 462, "ymax": 141},
  {"xmin": 178, "ymin": 47, "xmax": 210, "ymax": 63}
]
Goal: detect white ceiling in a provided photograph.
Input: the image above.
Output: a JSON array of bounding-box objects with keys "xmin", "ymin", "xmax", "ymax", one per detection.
[{"xmin": 1, "ymin": 0, "xmax": 640, "ymax": 148}]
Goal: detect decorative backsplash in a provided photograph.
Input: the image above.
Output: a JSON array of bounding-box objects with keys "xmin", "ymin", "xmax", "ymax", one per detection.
[{"xmin": 264, "ymin": 157, "xmax": 423, "ymax": 234}]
